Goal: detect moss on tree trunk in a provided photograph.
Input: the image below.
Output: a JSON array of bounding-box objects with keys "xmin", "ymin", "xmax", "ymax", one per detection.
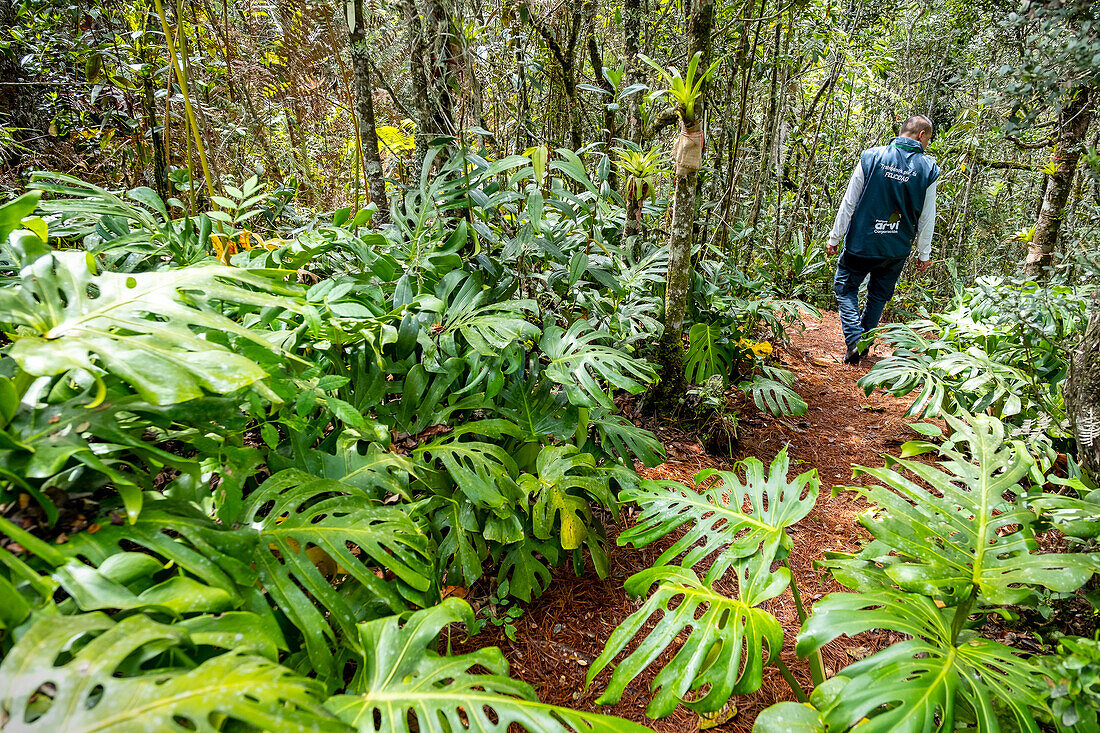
[{"xmin": 651, "ymin": 170, "xmax": 697, "ymax": 413}]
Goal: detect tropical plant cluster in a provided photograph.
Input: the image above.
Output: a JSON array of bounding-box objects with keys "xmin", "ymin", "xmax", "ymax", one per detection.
[
  {"xmin": 1, "ymin": 0, "xmax": 1099, "ymax": 729},
  {"xmin": 860, "ymin": 276, "xmax": 1093, "ymax": 452},
  {"xmin": 591, "ymin": 411, "xmax": 1100, "ymax": 732},
  {"xmin": 0, "ymin": 138, "xmax": 811, "ymax": 731}
]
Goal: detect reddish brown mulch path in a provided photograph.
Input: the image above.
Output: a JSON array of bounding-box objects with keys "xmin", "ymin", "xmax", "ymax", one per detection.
[{"xmin": 455, "ymin": 310, "xmax": 937, "ymax": 731}]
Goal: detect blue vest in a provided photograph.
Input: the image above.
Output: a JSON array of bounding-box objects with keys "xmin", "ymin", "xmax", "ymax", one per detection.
[{"xmin": 844, "ymin": 137, "xmax": 940, "ymax": 259}]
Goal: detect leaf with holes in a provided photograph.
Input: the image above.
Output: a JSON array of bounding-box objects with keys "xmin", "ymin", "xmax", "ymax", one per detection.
[
  {"xmin": 617, "ymin": 446, "xmax": 818, "ymax": 584},
  {"xmin": 326, "ymin": 598, "xmax": 648, "ymax": 732},
  {"xmin": 540, "ymin": 319, "xmax": 656, "ymax": 409},
  {"xmin": 0, "ymin": 249, "xmax": 302, "ymax": 404},
  {"xmin": 834, "ymin": 412, "xmax": 1098, "ymax": 606},
  {"xmin": 419, "ymin": 270, "xmax": 539, "ymax": 358},
  {"xmin": 494, "ymin": 369, "xmax": 579, "ymax": 443},
  {"xmin": 242, "ymin": 470, "xmax": 436, "ymax": 680},
  {"xmin": 587, "ymin": 562, "xmax": 785, "ymax": 718},
  {"xmin": 796, "ymin": 589, "xmax": 1051, "ymax": 732},
  {"xmin": 857, "ymin": 350, "xmax": 952, "ymax": 418},
  {"xmin": 738, "ymin": 374, "xmax": 807, "ymax": 417},
  {"xmin": 0, "ymin": 613, "xmax": 343, "ymax": 733},
  {"xmin": 684, "ymin": 323, "xmax": 739, "ymax": 385},
  {"xmin": 588, "ymin": 410, "xmax": 665, "ymax": 468}
]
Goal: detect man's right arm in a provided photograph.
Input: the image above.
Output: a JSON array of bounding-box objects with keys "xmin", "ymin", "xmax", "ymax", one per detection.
[{"xmin": 827, "ymin": 161, "xmax": 866, "ymax": 254}]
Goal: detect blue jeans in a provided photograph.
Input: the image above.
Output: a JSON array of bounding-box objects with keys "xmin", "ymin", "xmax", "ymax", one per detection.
[{"xmin": 833, "ymin": 251, "xmax": 908, "ymax": 350}]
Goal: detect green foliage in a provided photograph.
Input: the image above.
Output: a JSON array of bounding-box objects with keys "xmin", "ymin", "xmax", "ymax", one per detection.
[
  {"xmin": 326, "ymin": 599, "xmax": 649, "ymax": 733},
  {"xmin": 589, "ymin": 562, "xmax": 784, "ymax": 718},
  {"xmin": 540, "ymin": 319, "xmax": 656, "ymax": 409},
  {"xmin": 617, "ymin": 446, "xmax": 818, "ymax": 584},
  {"xmin": 0, "ymin": 613, "xmax": 341, "ymax": 733},
  {"xmin": 794, "ymin": 590, "xmax": 1050, "ymax": 732},
  {"xmin": 826, "ymin": 412, "xmax": 1096, "ymax": 607},
  {"xmin": 753, "ymin": 412, "xmax": 1098, "ymax": 731},
  {"xmin": 1042, "ymin": 635, "xmax": 1100, "ymax": 731},
  {"xmin": 0, "ymin": 245, "xmax": 300, "ymax": 405},
  {"xmin": 589, "ymin": 448, "xmax": 818, "ymax": 717},
  {"xmin": 739, "ymin": 367, "xmax": 808, "ymax": 417},
  {"xmin": 684, "ymin": 322, "xmax": 739, "ymax": 384},
  {"xmin": 638, "ymin": 51, "xmax": 721, "ymax": 123},
  {"xmin": 859, "ymin": 278, "xmax": 1090, "ymax": 446}
]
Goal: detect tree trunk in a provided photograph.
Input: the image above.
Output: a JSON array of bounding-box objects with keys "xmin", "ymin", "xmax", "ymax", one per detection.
[
  {"xmin": 1066, "ymin": 290, "xmax": 1100, "ymax": 480},
  {"xmin": 348, "ymin": 0, "xmax": 389, "ymax": 221},
  {"xmin": 528, "ymin": 1, "xmax": 590, "ymax": 151},
  {"xmin": 587, "ymin": 29, "xmax": 617, "ymax": 190},
  {"xmin": 423, "ymin": 0, "xmax": 457, "ymax": 140},
  {"xmin": 653, "ymin": 171, "xmax": 698, "ymax": 411},
  {"xmin": 142, "ymin": 76, "xmax": 171, "ymax": 204},
  {"xmin": 650, "ymin": 0, "xmax": 714, "ymax": 413},
  {"xmin": 514, "ymin": 37, "xmax": 532, "ymax": 154},
  {"xmin": 403, "ymin": 0, "xmax": 433, "ymax": 173},
  {"xmin": 623, "ymin": 0, "xmax": 642, "ymax": 144},
  {"xmin": 745, "ymin": 19, "xmax": 783, "ymax": 268},
  {"xmin": 1024, "ymin": 84, "xmax": 1094, "ymax": 278}
]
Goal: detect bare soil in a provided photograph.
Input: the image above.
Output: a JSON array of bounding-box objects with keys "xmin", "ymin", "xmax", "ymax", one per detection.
[{"xmin": 455, "ymin": 309, "xmax": 936, "ymax": 731}]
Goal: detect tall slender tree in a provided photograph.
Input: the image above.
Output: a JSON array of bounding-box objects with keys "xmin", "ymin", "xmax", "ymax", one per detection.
[
  {"xmin": 651, "ymin": 0, "xmax": 715, "ymax": 413},
  {"xmin": 348, "ymin": 0, "xmax": 389, "ymax": 220}
]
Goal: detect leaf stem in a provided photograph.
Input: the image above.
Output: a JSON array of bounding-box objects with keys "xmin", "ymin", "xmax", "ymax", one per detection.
[
  {"xmin": 950, "ymin": 586, "xmax": 977, "ymax": 644},
  {"xmin": 775, "ymin": 657, "xmax": 810, "ymax": 703},
  {"xmin": 783, "ymin": 557, "xmax": 825, "ymax": 687}
]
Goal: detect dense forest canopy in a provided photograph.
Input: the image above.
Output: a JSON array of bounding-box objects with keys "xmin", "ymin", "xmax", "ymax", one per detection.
[{"xmin": 0, "ymin": 0, "xmax": 1099, "ymax": 730}]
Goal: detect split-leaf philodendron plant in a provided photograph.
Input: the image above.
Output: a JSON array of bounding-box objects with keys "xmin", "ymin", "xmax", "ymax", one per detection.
[
  {"xmin": 584, "ymin": 411, "xmax": 1100, "ymax": 731},
  {"xmin": 0, "ymin": 150, "xmax": 824, "ymax": 731}
]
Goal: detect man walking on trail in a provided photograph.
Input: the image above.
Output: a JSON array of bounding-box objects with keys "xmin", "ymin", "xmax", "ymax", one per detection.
[{"xmin": 826, "ymin": 114, "xmax": 939, "ymax": 365}]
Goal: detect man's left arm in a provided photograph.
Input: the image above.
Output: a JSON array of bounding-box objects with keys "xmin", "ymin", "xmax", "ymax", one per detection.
[{"xmin": 914, "ymin": 181, "xmax": 937, "ymax": 272}]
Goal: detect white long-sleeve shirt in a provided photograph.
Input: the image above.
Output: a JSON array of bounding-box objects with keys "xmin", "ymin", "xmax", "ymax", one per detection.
[{"xmin": 827, "ymin": 143, "xmax": 937, "ymax": 261}]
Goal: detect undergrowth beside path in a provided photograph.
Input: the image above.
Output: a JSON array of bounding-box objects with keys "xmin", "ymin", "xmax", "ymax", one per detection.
[{"xmin": 455, "ymin": 311, "xmax": 932, "ymax": 731}]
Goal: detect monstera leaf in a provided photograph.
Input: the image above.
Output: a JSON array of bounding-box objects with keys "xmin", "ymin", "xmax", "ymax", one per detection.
[
  {"xmin": 684, "ymin": 322, "xmax": 740, "ymax": 385},
  {"xmin": 0, "ymin": 375, "xmax": 200, "ymax": 523},
  {"xmin": 540, "ymin": 319, "xmax": 656, "ymax": 408},
  {"xmin": 617, "ymin": 446, "xmax": 819, "ymax": 584},
  {"xmin": 0, "ymin": 613, "xmax": 343, "ymax": 733},
  {"xmin": 280, "ymin": 434, "xmax": 417, "ymax": 499},
  {"xmin": 241, "ymin": 470, "xmax": 435, "ymax": 680},
  {"xmin": 526, "ymin": 445, "xmax": 617, "ymax": 542},
  {"xmin": 325, "ymin": 598, "xmax": 648, "ymax": 733},
  {"xmin": 494, "ymin": 369, "xmax": 579, "ymax": 443},
  {"xmin": 795, "ymin": 589, "xmax": 1051, "ymax": 732},
  {"xmin": 588, "ymin": 409, "xmax": 665, "ymax": 468},
  {"xmin": 836, "ymin": 412, "xmax": 1097, "ymax": 606},
  {"xmin": 496, "ymin": 537, "xmax": 559, "ymax": 602},
  {"xmin": 738, "ymin": 371, "xmax": 807, "ymax": 417},
  {"xmin": 415, "ymin": 432, "xmax": 520, "ymax": 511},
  {"xmin": 587, "ymin": 561, "xmax": 785, "ymax": 718},
  {"xmin": 1027, "ymin": 485, "xmax": 1100, "ymax": 540},
  {"xmin": 752, "ymin": 703, "xmax": 827, "ymax": 732},
  {"xmin": 752, "ymin": 677, "xmax": 847, "ymax": 732},
  {"xmin": 0, "ymin": 248, "xmax": 302, "ymax": 404},
  {"xmin": 53, "ymin": 471, "xmax": 436, "ymax": 686},
  {"xmin": 857, "ymin": 350, "xmax": 950, "ymax": 418}
]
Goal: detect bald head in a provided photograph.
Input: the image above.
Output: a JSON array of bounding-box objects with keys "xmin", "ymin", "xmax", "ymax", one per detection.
[{"xmin": 900, "ymin": 114, "xmax": 934, "ymax": 141}]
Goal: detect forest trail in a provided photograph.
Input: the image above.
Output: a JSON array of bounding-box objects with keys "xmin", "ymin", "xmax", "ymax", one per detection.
[{"xmin": 455, "ymin": 310, "xmax": 931, "ymax": 732}]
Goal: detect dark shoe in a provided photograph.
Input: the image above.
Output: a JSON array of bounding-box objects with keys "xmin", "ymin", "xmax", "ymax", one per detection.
[{"xmin": 843, "ymin": 347, "xmax": 861, "ymax": 365}]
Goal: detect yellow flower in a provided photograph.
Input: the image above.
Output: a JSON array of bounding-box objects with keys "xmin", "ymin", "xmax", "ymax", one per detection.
[{"xmin": 738, "ymin": 338, "xmax": 773, "ymax": 358}]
